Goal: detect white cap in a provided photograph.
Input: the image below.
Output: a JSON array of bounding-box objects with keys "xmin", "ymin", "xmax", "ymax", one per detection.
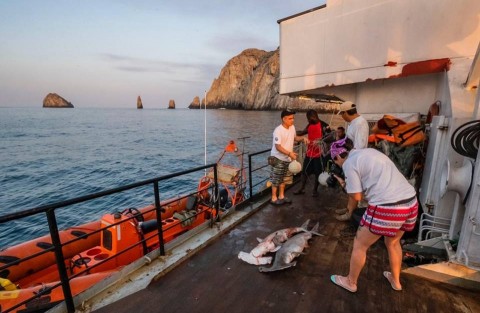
[{"xmin": 337, "ymin": 101, "xmax": 356, "ymax": 114}]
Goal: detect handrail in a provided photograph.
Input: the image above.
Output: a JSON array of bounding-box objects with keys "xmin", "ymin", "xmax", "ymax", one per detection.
[
  {"xmin": 0, "ymin": 148, "xmax": 274, "ymax": 313},
  {"xmin": 0, "ymin": 164, "xmax": 216, "ymax": 223}
]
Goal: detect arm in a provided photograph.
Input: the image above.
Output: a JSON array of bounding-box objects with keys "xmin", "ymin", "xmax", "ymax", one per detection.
[
  {"xmin": 347, "ymin": 193, "xmax": 362, "ymax": 214},
  {"xmin": 296, "ymin": 126, "xmax": 308, "ymax": 136},
  {"xmin": 334, "ymin": 174, "xmax": 362, "ymax": 214},
  {"xmin": 275, "ymin": 143, "xmax": 298, "ymax": 160},
  {"xmin": 295, "ymin": 135, "xmax": 308, "ymax": 143}
]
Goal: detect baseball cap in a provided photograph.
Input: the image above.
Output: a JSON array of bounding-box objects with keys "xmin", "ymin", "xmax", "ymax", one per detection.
[
  {"xmin": 337, "ymin": 101, "xmax": 356, "ymax": 114},
  {"xmin": 281, "ymin": 108, "xmax": 296, "ymax": 118}
]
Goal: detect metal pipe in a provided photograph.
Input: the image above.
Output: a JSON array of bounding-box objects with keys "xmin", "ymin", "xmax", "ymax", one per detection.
[
  {"xmin": 214, "ymin": 164, "xmax": 219, "ymax": 222},
  {"xmin": 154, "ymin": 181, "xmax": 165, "ymax": 256},
  {"xmin": 46, "ymin": 210, "xmax": 75, "ymax": 312},
  {"xmin": 0, "ymin": 164, "xmax": 215, "ymax": 223},
  {"xmin": 248, "ymin": 154, "xmax": 253, "ymax": 199}
]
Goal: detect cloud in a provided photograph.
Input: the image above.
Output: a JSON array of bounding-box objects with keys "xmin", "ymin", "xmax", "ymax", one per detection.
[{"xmin": 99, "ymin": 53, "xmax": 220, "ymax": 81}]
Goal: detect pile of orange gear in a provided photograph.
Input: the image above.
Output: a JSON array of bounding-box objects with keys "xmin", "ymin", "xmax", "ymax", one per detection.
[{"xmin": 369, "ymin": 114, "xmax": 425, "ymax": 147}]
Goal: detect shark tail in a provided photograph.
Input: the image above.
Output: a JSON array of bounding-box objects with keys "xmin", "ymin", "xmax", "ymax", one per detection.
[{"xmin": 258, "ymin": 261, "xmax": 297, "ymax": 273}]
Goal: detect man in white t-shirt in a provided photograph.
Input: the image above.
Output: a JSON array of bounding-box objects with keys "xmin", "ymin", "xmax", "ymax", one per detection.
[
  {"xmin": 335, "ymin": 100, "xmax": 370, "ymax": 219},
  {"xmin": 338, "ymin": 101, "xmax": 369, "ymax": 149},
  {"xmin": 328, "ymin": 138, "xmax": 418, "ymax": 293},
  {"xmin": 269, "ymin": 109, "xmax": 306, "ymax": 205}
]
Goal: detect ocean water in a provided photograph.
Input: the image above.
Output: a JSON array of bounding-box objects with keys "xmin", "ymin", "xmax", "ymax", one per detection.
[{"xmin": 0, "ymin": 108, "xmax": 340, "ymax": 248}]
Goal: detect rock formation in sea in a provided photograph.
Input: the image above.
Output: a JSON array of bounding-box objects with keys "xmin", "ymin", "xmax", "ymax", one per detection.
[
  {"xmin": 189, "ymin": 48, "xmax": 337, "ymax": 112},
  {"xmin": 168, "ymin": 99, "xmax": 175, "ymax": 109},
  {"xmin": 137, "ymin": 96, "xmax": 143, "ymax": 109},
  {"xmin": 189, "ymin": 96, "xmax": 201, "ymax": 109},
  {"xmin": 43, "ymin": 93, "xmax": 74, "ymax": 108}
]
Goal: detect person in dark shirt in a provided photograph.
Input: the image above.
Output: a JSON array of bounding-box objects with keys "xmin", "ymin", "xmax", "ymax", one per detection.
[{"xmin": 294, "ymin": 110, "xmax": 326, "ymax": 197}]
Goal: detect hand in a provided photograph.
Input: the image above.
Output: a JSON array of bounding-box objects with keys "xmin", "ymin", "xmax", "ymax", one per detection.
[
  {"xmin": 289, "ymin": 151, "xmax": 297, "ymax": 160},
  {"xmin": 333, "ymin": 174, "xmax": 345, "ymax": 187},
  {"xmin": 303, "ymin": 137, "xmax": 309, "ymax": 145}
]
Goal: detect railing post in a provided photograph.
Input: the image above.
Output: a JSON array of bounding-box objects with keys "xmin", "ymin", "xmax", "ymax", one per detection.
[
  {"xmin": 213, "ymin": 164, "xmax": 219, "ymax": 221},
  {"xmin": 46, "ymin": 209, "xmax": 75, "ymax": 313},
  {"xmin": 154, "ymin": 181, "xmax": 165, "ymax": 256},
  {"xmin": 248, "ymin": 154, "xmax": 253, "ymax": 199}
]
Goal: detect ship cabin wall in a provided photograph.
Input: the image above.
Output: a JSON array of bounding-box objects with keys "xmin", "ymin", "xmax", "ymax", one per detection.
[
  {"xmin": 279, "ymin": 0, "xmax": 480, "ymax": 96},
  {"xmin": 279, "ymin": 0, "xmax": 480, "ymax": 267}
]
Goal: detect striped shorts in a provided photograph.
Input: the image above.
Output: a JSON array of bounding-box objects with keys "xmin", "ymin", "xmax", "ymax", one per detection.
[
  {"xmin": 270, "ymin": 158, "xmax": 293, "ymax": 186},
  {"xmin": 360, "ymin": 197, "xmax": 418, "ymax": 237}
]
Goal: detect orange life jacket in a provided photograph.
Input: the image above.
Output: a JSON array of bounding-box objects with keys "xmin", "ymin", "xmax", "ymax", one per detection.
[{"xmin": 371, "ymin": 115, "xmax": 425, "ymax": 147}]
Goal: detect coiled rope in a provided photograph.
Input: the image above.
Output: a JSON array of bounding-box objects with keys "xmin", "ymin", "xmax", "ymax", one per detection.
[{"xmin": 450, "ymin": 120, "xmax": 480, "ymax": 159}]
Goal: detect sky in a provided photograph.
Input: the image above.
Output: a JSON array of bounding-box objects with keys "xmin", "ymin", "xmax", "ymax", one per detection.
[{"xmin": 0, "ymin": 1, "xmax": 323, "ymax": 109}]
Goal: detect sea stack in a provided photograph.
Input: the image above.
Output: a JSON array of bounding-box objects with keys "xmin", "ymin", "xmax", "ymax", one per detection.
[
  {"xmin": 168, "ymin": 99, "xmax": 175, "ymax": 109},
  {"xmin": 137, "ymin": 96, "xmax": 143, "ymax": 109},
  {"xmin": 43, "ymin": 93, "xmax": 74, "ymax": 108},
  {"xmin": 188, "ymin": 96, "xmax": 201, "ymax": 109}
]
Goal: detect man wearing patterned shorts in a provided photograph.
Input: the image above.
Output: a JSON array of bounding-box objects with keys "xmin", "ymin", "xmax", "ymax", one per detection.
[
  {"xmin": 269, "ymin": 109, "xmax": 306, "ymax": 205},
  {"xmin": 328, "ymin": 138, "xmax": 418, "ymax": 293}
]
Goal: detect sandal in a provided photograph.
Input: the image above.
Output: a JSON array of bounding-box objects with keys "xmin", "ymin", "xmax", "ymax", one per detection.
[
  {"xmin": 336, "ymin": 212, "xmax": 352, "ymax": 222},
  {"xmin": 293, "ymin": 190, "xmax": 305, "ymax": 195},
  {"xmin": 330, "ymin": 275, "xmax": 357, "ymax": 293},
  {"xmin": 279, "ymin": 197, "xmax": 292, "ymax": 204},
  {"xmin": 383, "ymin": 271, "xmax": 402, "ymax": 291},
  {"xmin": 270, "ymin": 199, "xmax": 285, "ymax": 205}
]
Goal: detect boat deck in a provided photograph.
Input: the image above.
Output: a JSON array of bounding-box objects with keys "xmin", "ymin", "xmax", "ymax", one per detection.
[{"xmin": 94, "ymin": 182, "xmax": 479, "ymax": 313}]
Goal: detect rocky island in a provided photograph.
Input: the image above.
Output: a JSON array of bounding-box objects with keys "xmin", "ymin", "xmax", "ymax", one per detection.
[
  {"xmin": 168, "ymin": 100, "xmax": 175, "ymax": 109},
  {"xmin": 189, "ymin": 48, "xmax": 337, "ymax": 112},
  {"xmin": 43, "ymin": 93, "xmax": 74, "ymax": 108},
  {"xmin": 189, "ymin": 96, "xmax": 201, "ymax": 109}
]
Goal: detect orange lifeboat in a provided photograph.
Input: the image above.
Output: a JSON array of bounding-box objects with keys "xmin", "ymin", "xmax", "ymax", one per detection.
[
  {"xmin": 0, "ymin": 198, "xmax": 187, "ymax": 286},
  {"xmin": 0, "ymin": 271, "xmax": 115, "ymax": 313}
]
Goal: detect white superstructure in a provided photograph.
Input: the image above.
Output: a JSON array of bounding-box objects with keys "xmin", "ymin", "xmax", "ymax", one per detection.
[{"xmin": 278, "ymin": 0, "xmax": 480, "ymax": 270}]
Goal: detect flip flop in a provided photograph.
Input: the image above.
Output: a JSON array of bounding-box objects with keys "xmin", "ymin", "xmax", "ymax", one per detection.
[
  {"xmin": 330, "ymin": 275, "xmax": 357, "ymax": 293},
  {"xmin": 270, "ymin": 199, "xmax": 285, "ymax": 205},
  {"xmin": 383, "ymin": 271, "xmax": 402, "ymax": 291},
  {"xmin": 280, "ymin": 197, "xmax": 292, "ymax": 204}
]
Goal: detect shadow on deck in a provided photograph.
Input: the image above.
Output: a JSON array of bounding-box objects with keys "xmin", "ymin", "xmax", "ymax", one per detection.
[{"xmin": 95, "ymin": 182, "xmax": 479, "ymax": 313}]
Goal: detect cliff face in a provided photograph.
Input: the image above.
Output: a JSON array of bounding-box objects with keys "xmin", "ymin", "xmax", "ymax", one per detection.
[
  {"xmin": 193, "ymin": 48, "xmax": 335, "ymax": 111},
  {"xmin": 43, "ymin": 93, "xmax": 74, "ymax": 108}
]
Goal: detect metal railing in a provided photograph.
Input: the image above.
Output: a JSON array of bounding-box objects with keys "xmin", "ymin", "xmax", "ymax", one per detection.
[{"xmin": 0, "ymin": 148, "xmax": 276, "ymax": 313}]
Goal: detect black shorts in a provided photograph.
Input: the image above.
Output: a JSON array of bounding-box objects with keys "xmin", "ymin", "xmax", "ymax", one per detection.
[{"xmin": 303, "ymin": 156, "xmax": 323, "ymax": 176}]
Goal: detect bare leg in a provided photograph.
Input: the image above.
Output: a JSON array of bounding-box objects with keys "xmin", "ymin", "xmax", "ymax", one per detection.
[
  {"xmin": 271, "ymin": 186, "xmax": 278, "ymax": 202},
  {"xmin": 278, "ymin": 183, "xmax": 286, "ymax": 199},
  {"xmin": 384, "ymin": 230, "xmax": 405, "ymax": 289},
  {"xmin": 347, "ymin": 226, "xmax": 381, "ymax": 286}
]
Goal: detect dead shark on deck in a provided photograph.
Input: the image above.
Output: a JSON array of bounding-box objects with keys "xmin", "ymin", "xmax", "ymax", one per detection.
[
  {"xmin": 238, "ymin": 220, "xmax": 323, "ymax": 265},
  {"xmin": 258, "ymin": 222, "xmax": 321, "ymax": 272}
]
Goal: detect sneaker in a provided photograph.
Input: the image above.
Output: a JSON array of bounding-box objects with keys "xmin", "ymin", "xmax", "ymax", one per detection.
[
  {"xmin": 336, "ymin": 212, "xmax": 352, "ymax": 221},
  {"xmin": 335, "ymin": 208, "xmax": 348, "ymax": 215}
]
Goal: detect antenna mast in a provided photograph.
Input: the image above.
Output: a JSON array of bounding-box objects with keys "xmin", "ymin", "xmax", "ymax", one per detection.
[{"xmin": 204, "ymin": 90, "xmax": 207, "ymax": 170}]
